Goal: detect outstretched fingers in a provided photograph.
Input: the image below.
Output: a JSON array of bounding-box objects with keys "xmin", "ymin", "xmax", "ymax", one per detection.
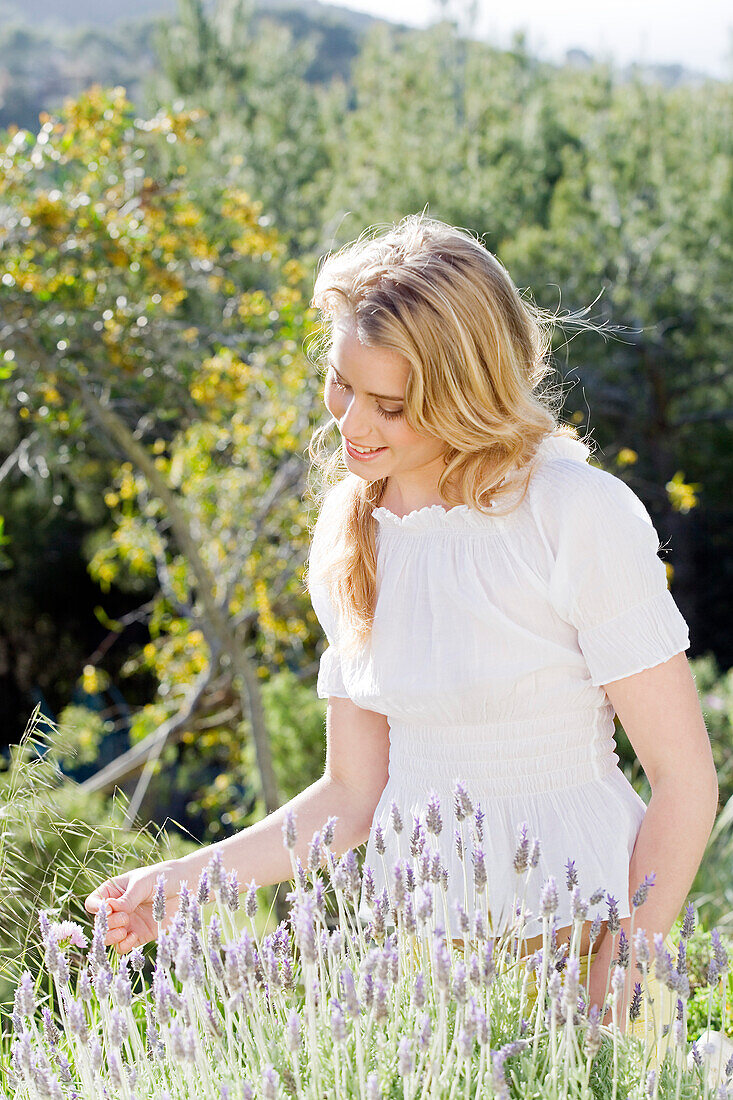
[{"xmin": 85, "ymin": 877, "xmax": 128, "ymax": 913}]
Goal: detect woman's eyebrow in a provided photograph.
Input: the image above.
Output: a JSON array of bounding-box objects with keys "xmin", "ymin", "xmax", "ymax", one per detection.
[{"xmin": 326, "ymin": 359, "xmax": 404, "ymax": 402}]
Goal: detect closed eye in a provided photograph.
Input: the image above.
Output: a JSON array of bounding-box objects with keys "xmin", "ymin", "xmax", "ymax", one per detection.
[{"xmin": 328, "ymin": 368, "xmax": 404, "ymax": 420}]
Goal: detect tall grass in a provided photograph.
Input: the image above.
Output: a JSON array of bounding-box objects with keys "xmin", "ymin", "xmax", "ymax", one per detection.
[{"xmin": 0, "ymin": 707, "xmax": 198, "ymax": 1020}]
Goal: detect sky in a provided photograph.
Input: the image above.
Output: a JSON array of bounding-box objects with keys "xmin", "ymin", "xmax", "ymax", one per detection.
[{"xmin": 325, "ymin": 0, "xmax": 732, "ymax": 80}]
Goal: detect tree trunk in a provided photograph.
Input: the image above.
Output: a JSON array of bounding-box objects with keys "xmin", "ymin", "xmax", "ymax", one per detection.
[{"xmin": 73, "ymin": 380, "xmax": 292, "ymax": 922}]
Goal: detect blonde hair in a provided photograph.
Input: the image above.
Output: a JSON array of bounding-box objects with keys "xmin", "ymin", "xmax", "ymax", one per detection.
[{"xmin": 304, "ymin": 212, "xmax": 591, "ymax": 656}]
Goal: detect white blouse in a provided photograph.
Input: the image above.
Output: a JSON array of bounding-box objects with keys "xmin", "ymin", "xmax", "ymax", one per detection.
[{"xmin": 307, "ymin": 434, "xmax": 691, "ymax": 940}]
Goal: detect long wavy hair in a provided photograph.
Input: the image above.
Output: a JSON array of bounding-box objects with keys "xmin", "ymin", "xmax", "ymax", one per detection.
[{"xmin": 304, "ymin": 212, "xmax": 592, "ymax": 657}]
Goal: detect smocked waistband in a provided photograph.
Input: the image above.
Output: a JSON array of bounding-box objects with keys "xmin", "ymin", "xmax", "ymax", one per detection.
[{"xmin": 386, "ymin": 709, "xmax": 617, "ymax": 795}]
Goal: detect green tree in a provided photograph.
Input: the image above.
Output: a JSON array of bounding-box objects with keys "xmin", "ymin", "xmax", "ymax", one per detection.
[
  {"xmin": 150, "ymin": 0, "xmax": 335, "ymax": 256},
  {"xmin": 0, "ymin": 86, "xmax": 326, "ymax": 906}
]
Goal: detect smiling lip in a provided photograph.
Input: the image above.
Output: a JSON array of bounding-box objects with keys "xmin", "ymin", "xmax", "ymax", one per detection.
[{"xmin": 344, "ymin": 439, "xmax": 387, "ymax": 461}]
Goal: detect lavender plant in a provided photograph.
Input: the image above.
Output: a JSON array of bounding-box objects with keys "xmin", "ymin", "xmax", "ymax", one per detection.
[{"xmin": 3, "ymin": 781, "xmax": 732, "ymax": 1099}]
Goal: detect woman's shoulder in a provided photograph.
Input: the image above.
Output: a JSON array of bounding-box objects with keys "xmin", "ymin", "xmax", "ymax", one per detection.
[
  {"xmin": 530, "ymin": 435, "xmax": 643, "ymax": 503},
  {"xmin": 527, "ymin": 437, "xmax": 656, "ymax": 552}
]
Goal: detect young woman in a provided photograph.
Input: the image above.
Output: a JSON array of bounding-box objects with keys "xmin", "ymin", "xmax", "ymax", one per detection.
[{"xmin": 86, "ymin": 213, "xmax": 717, "ymax": 1046}]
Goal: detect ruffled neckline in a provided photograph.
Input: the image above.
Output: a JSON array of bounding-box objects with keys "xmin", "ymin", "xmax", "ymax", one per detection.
[{"xmin": 371, "ymin": 434, "xmax": 590, "ymax": 532}]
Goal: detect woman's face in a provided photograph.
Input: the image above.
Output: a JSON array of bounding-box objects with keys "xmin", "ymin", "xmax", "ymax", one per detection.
[{"xmin": 324, "ymin": 317, "xmax": 446, "ymax": 483}]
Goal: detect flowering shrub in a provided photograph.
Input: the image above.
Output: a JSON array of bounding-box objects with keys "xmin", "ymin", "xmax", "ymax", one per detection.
[{"xmin": 5, "ymin": 782, "xmax": 733, "ymax": 1098}]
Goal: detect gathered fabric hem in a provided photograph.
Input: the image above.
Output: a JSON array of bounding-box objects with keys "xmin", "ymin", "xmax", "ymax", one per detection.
[{"xmin": 358, "ymin": 766, "xmax": 646, "ymax": 941}]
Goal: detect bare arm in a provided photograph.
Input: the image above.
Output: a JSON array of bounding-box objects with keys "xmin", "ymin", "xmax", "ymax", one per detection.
[
  {"xmin": 87, "ymin": 696, "xmax": 390, "ymax": 953},
  {"xmin": 587, "ymin": 651, "xmax": 719, "ymax": 1025},
  {"xmin": 172, "ymin": 695, "xmax": 391, "ymax": 889}
]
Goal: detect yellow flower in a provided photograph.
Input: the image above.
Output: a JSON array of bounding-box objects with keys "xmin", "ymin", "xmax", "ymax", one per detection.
[
  {"xmin": 666, "ymin": 471, "xmax": 700, "ymax": 514},
  {"xmin": 617, "ymin": 448, "xmax": 638, "ymax": 466},
  {"xmin": 81, "ymin": 665, "xmax": 100, "ymax": 695}
]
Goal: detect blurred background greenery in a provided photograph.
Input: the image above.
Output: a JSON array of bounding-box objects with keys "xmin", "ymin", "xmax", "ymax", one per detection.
[{"xmin": 0, "ymin": 0, "xmax": 730, "ymax": 1027}]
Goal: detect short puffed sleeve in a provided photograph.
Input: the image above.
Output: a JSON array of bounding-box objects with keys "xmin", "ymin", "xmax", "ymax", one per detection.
[
  {"xmin": 307, "ymin": 487, "xmax": 351, "ymax": 700},
  {"xmin": 545, "ymin": 462, "xmax": 690, "ymax": 686}
]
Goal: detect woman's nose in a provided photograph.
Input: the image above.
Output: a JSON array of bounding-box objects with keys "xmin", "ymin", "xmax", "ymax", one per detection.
[{"xmin": 339, "ymin": 401, "xmax": 376, "ymax": 441}]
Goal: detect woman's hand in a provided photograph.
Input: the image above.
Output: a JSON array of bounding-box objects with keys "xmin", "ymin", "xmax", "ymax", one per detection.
[{"xmin": 84, "ymin": 860, "xmax": 183, "ymax": 954}]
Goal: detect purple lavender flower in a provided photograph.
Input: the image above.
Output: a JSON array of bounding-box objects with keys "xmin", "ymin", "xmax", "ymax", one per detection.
[
  {"xmin": 196, "ymin": 868, "xmax": 210, "ymax": 906},
  {"xmin": 473, "ymin": 911, "xmax": 488, "ymax": 942},
  {"xmin": 113, "ymin": 963, "xmax": 132, "ymax": 1008},
  {"xmin": 152, "ymin": 873, "xmax": 167, "ymax": 924},
  {"xmin": 474, "ymin": 803, "xmax": 485, "ymax": 843},
  {"xmin": 14, "ymin": 972, "xmax": 34, "ymax": 1018},
  {"xmin": 565, "ymin": 858, "xmax": 578, "ymax": 890},
  {"xmin": 361, "ymin": 864, "xmax": 375, "ymax": 907},
  {"xmin": 453, "ymin": 901, "xmax": 470, "ymax": 937},
  {"xmin": 653, "ymin": 934, "xmax": 674, "ymax": 989},
  {"xmin": 284, "ymin": 1008, "xmax": 301, "ymax": 1054},
  {"xmin": 398, "ymin": 1035, "xmax": 416, "ymax": 1076},
  {"xmin": 615, "ymin": 928, "xmax": 629, "ymax": 969},
  {"xmin": 453, "ymin": 780, "xmax": 474, "ymax": 822},
  {"xmin": 629, "ymin": 981, "xmax": 643, "ymax": 1022},
  {"xmin": 712, "ymin": 928, "xmax": 729, "ymax": 972},
  {"xmin": 240, "ymin": 879, "xmax": 256, "ymax": 920},
  {"xmin": 207, "ymin": 850, "xmax": 226, "ymax": 893},
  {"xmin": 589, "ymin": 915, "xmax": 602, "ymax": 945},
  {"xmin": 473, "ymin": 848, "xmax": 487, "ymax": 891},
  {"xmin": 389, "ymin": 800, "xmax": 403, "ymax": 834},
  {"xmin": 529, "ymin": 837, "xmax": 540, "ymax": 869},
  {"xmin": 343, "ymin": 848, "xmax": 362, "ymax": 897},
  {"xmin": 109, "ymin": 1007, "xmax": 129, "ymax": 1049},
  {"xmin": 282, "ymin": 809, "xmax": 297, "ymax": 850},
  {"xmin": 177, "ymin": 881, "xmax": 191, "ymax": 923},
  {"xmin": 634, "ymin": 927, "xmax": 650, "ymax": 967},
  {"xmin": 225, "ymin": 870, "xmax": 240, "ymax": 912},
  {"xmin": 513, "ymin": 822, "xmax": 530, "ymax": 874},
  {"xmin": 481, "ymin": 940, "xmax": 496, "ymax": 988},
  {"xmin": 646, "ymin": 1070, "xmax": 656, "ymax": 1097},
  {"xmin": 491, "ymin": 1050, "xmax": 510, "ymax": 1100},
  {"xmin": 67, "ymin": 998, "xmax": 89, "ymax": 1044},
  {"xmin": 411, "ymin": 969, "xmax": 427, "ymax": 1009},
  {"xmin": 129, "ymin": 947, "xmax": 145, "ymax": 973},
  {"xmin": 454, "ymin": 827, "xmax": 463, "ymax": 861},
  {"xmin": 307, "ymin": 830, "xmax": 323, "ymax": 873},
  {"xmin": 409, "ymin": 817, "xmax": 425, "ymax": 859},
  {"xmin": 93, "ymin": 964, "xmax": 112, "ymax": 1001},
  {"xmin": 339, "ymin": 967, "xmax": 360, "ymax": 1019},
  {"xmin": 425, "ymin": 792, "xmax": 443, "ymax": 836},
  {"xmin": 589, "ymin": 888, "xmax": 604, "ymax": 906},
  {"xmin": 610, "ymin": 966, "xmax": 625, "ymax": 1005},
  {"xmin": 452, "ymin": 962, "xmax": 468, "ymax": 1005},
  {"xmin": 680, "ymin": 901, "xmax": 695, "ymax": 939},
  {"xmin": 632, "ymin": 873, "xmax": 656, "ymax": 910},
  {"xmin": 322, "ymin": 815, "xmax": 336, "ymax": 849},
  {"xmin": 570, "ymin": 886, "xmax": 589, "ymax": 923},
  {"xmin": 432, "ymin": 935, "xmax": 451, "ymax": 996},
  {"xmin": 540, "ymin": 876, "xmax": 559, "ymax": 918},
  {"xmin": 42, "ymin": 1006, "xmax": 61, "ymax": 1046},
  {"xmin": 606, "ymin": 894, "xmax": 620, "ymax": 935},
  {"xmin": 330, "ymin": 997, "xmax": 346, "ymax": 1044},
  {"xmin": 261, "ymin": 1065, "xmax": 279, "ymax": 1100},
  {"xmin": 562, "ymin": 956, "xmax": 580, "ymax": 1009},
  {"xmin": 78, "ymin": 968, "xmax": 93, "ymax": 1002}
]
